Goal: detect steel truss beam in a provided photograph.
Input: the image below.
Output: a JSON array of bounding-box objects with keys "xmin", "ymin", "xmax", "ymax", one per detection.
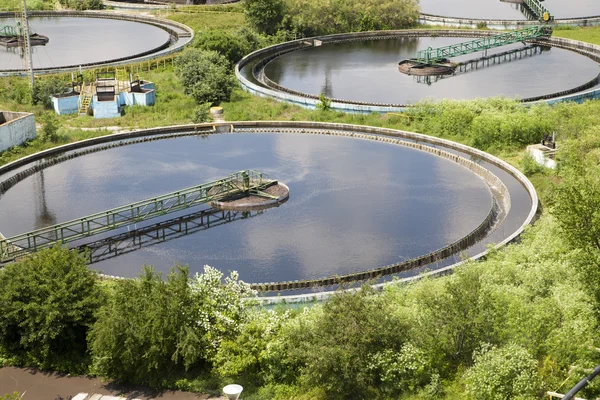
[
  {"xmin": 80, "ymin": 207, "xmax": 264, "ymax": 265},
  {"xmin": 413, "ymin": 44, "xmax": 547, "ymax": 85},
  {"xmin": 522, "ymin": 0, "xmax": 553, "ymax": 21},
  {"xmin": 0, "ymin": 170, "xmax": 274, "ymax": 262},
  {"xmin": 413, "ymin": 26, "xmax": 552, "ymax": 64}
]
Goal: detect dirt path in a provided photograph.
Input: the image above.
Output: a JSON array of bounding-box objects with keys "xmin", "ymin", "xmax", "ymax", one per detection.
[{"xmin": 0, "ymin": 367, "xmax": 225, "ymax": 400}]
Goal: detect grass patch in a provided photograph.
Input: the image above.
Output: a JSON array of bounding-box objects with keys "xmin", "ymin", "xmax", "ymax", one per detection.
[
  {"xmin": 165, "ymin": 10, "xmax": 246, "ymax": 32},
  {"xmin": 553, "ymin": 25, "xmax": 600, "ymax": 45}
]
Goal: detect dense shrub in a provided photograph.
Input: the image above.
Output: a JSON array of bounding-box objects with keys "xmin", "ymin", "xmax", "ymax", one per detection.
[
  {"xmin": 39, "ymin": 111, "xmax": 61, "ymax": 143},
  {"xmin": 193, "ymin": 103, "xmax": 212, "ymax": 123},
  {"xmin": 214, "ymin": 308, "xmax": 291, "ymax": 386},
  {"xmin": 275, "ymin": 287, "xmax": 412, "ymax": 399},
  {"xmin": 175, "ymin": 49, "xmax": 236, "ymax": 105},
  {"xmin": 89, "ymin": 265, "xmax": 254, "ymax": 386},
  {"xmin": 58, "ymin": 0, "xmax": 103, "ymax": 10},
  {"xmin": 195, "ymin": 31, "xmax": 248, "ymax": 65},
  {"xmin": 284, "ymin": 0, "xmax": 419, "ymax": 36},
  {"xmin": 32, "ymin": 77, "xmax": 68, "ymax": 108},
  {"xmin": 465, "ymin": 344, "xmax": 541, "ymax": 400},
  {"xmin": 243, "ymin": 0, "xmax": 286, "ymax": 35},
  {"xmin": 0, "ymin": 247, "xmax": 100, "ymax": 370}
]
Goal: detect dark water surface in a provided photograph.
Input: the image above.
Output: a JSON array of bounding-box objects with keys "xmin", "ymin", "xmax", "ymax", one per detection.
[
  {"xmin": 420, "ymin": 0, "xmax": 600, "ymax": 20},
  {"xmin": 0, "ymin": 17, "xmax": 171, "ymax": 70},
  {"xmin": 0, "ymin": 133, "xmax": 494, "ymax": 283},
  {"xmin": 262, "ymin": 37, "xmax": 600, "ymax": 104}
]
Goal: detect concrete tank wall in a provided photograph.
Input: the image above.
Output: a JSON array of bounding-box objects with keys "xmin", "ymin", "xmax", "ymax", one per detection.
[
  {"xmin": 92, "ymin": 96, "xmax": 122, "ymax": 119},
  {"xmin": 52, "ymin": 94, "xmax": 79, "ymax": 115},
  {"xmin": 419, "ymin": 14, "xmax": 600, "ymax": 30},
  {"xmin": 0, "ymin": 112, "xmax": 36, "ymax": 153},
  {"xmin": 236, "ymin": 30, "xmax": 600, "ymax": 113}
]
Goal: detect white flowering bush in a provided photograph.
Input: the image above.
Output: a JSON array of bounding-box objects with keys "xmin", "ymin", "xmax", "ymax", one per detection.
[
  {"xmin": 367, "ymin": 343, "xmax": 430, "ymax": 395},
  {"xmin": 89, "ymin": 264, "xmax": 255, "ymax": 386},
  {"xmin": 213, "ymin": 308, "xmax": 291, "ymax": 384},
  {"xmin": 465, "ymin": 343, "xmax": 541, "ymax": 400}
]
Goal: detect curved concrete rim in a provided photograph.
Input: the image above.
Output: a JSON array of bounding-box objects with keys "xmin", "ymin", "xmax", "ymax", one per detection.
[
  {"xmin": 236, "ymin": 29, "xmax": 600, "ymax": 113},
  {"xmin": 0, "ymin": 121, "xmax": 538, "ymax": 302},
  {"xmin": 0, "ymin": 11, "xmax": 194, "ymax": 75},
  {"xmin": 419, "ymin": 13, "xmax": 600, "ymax": 29},
  {"xmin": 0, "ymin": 127, "xmax": 503, "ymax": 291}
]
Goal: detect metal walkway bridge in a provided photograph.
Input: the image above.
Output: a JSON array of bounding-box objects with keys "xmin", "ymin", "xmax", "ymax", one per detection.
[
  {"xmin": 413, "ymin": 44, "xmax": 547, "ymax": 85},
  {"xmin": 413, "ymin": 26, "xmax": 553, "ymax": 65},
  {"xmin": 0, "ymin": 170, "xmax": 275, "ymax": 263},
  {"xmin": 80, "ymin": 207, "xmax": 264, "ymax": 265}
]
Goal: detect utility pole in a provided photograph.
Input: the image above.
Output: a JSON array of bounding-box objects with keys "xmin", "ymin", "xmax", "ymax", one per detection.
[{"xmin": 20, "ymin": 0, "xmax": 34, "ymax": 89}]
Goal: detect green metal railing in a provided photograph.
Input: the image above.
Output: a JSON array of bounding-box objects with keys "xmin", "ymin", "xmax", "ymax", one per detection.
[
  {"xmin": 0, "ymin": 25, "xmax": 17, "ymax": 37},
  {"xmin": 522, "ymin": 0, "xmax": 553, "ymax": 21},
  {"xmin": 413, "ymin": 26, "xmax": 553, "ymax": 64},
  {"xmin": 0, "ymin": 23, "xmax": 35, "ymax": 38},
  {"xmin": 80, "ymin": 207, "xmax": 264, "ymax": 265},
  {"xmin": 0, "ymin": 170, "xmax": 274, "ymax": 263}
]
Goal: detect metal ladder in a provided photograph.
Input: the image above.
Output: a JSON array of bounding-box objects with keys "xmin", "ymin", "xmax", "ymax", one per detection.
[{"xmin": 78, "ymin": 82, "xmax": 92, "ymax": 115}]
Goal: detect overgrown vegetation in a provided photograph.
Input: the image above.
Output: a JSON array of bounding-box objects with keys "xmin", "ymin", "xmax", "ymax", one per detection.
[
  {"xmin": 0, "ymin": 248, "xmax": 100, "ymax": 372},
  {"xmin": 175, "ymin": 48, "xmax": 237, "ymax": 105},
  {"xmin": 243, "ymin": 0, "xmax": 419, "ymax": 36},
  {"xmin": 57, "ymin": 0, "xmax": 103, "ymax": 10},
  {"xmin": 89, "ymin": 265, "xmax": 255, "ymax": 386}
]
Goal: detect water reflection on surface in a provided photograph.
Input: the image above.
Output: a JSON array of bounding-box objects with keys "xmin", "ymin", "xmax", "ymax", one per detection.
[
  {"xmin": 0, "ymin": 17, "xmax": 171, "ymax": 70},
  {"xmin": 263, "ymin": 37, "xmax": 600, "ymax": 104},
  {"xmin": 0, "ymin": 133, "xmax": 493, "ymax": 283}
]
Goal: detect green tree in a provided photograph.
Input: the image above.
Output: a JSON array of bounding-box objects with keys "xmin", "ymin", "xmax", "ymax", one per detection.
[
  {"xmin": 465, "ymin": 343, "xmax": 541, "ymax": 400},
  {"xmin": 278, "ymin": 287, "xmax": 411, "ymax": 399},
  {"xmin": 552, "ymin": 132, "xmax": 600, "ymax": 257},
  {"xmin": 243, "ymin": 0, "xmax": 286, "ymax": 35},
  {"xmin": 285, "ymin": 0, "xmax": 418, "ymax": 36},
  {"xmin": 32, "ymin": 77, "xmax": 67, "ymax": 109},
  {"xmin": 195, "ymin": 31, "xmax": 247, "ymax": 65},
  {"xmin": 89, "ymin": 265, "xmax": 254, "ymax": 386},
  {"xmin": 175, "ymin": 49, "xmax": 236, "ymax": 106},
  {"xmin": 214, "ymin": 308, "xmax": 291, "ymax": 386},
  {"xmin": 407, "ymin": 265, "xmax": 495, "ymax": 374},
  {"xmin": 39, "ymin": 111, "xmax": 61, "ymax": 143},
  {"xmin": 0, "ymin": 247, "xmax": 100, "ymax": 369}
]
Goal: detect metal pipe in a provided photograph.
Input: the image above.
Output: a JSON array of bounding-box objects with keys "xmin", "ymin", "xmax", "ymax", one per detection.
[{"xmin": 563, "ymin": 364, "xmax": 600, "ymax": 400}]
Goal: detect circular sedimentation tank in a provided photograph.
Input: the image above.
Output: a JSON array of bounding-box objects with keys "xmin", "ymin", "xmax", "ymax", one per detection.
[
  {"xmin": 0, "ymin": 123, "xmax": 537, "ymax": 295},
  {"xmin": 0, "ymin": 11, "xmax": 193, "ymax": 74},
  {"xmin": 237, "ymin": 30, "xmax": 600, "ymax": 112}
]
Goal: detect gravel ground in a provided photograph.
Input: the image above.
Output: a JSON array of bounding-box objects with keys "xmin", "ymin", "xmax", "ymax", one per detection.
[{"xmin": 0, "ymin": 367, "xmax": 226, "ymax": 400}]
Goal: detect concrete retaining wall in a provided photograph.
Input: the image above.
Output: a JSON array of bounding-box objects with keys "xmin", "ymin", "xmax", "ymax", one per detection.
[
  {"xmin": 419, "ymin": 13, "xmax": 600, "ymax": 30},
  {"xmin": 236, "ymin": 30, "xmax": 600, "ymax": 113},
  {"xmin": 0, "ymin": 122, "xmax": 537, "ymax": 301},
  {"xmin": 92, "ymin": 96, "xmax": 122, "ymax": 118},
  {"xmin": 52, "ymin": 94, "xmax": 79, "ymax": 115},
  {"xmin": 0, "ymin": 112, "xmax": 36, "ymax": 153},
  {"xmin": 120, "ymin": 89, "xmax": 156, "ymax": 107}
]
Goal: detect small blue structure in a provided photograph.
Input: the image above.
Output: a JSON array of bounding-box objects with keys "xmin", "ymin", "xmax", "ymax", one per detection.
[
  {"xmin": 51, "ymin": 93, "xmax": 79, "ymax": 115},
  {"xmin": 51, "ymin": 73, "xmax": 156, "ymax": 119}
]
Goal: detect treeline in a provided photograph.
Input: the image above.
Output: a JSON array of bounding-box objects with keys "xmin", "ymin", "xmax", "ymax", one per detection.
[{"xmin": 243, "ymin": 0, "xmax": 419, "ymax": 36}]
